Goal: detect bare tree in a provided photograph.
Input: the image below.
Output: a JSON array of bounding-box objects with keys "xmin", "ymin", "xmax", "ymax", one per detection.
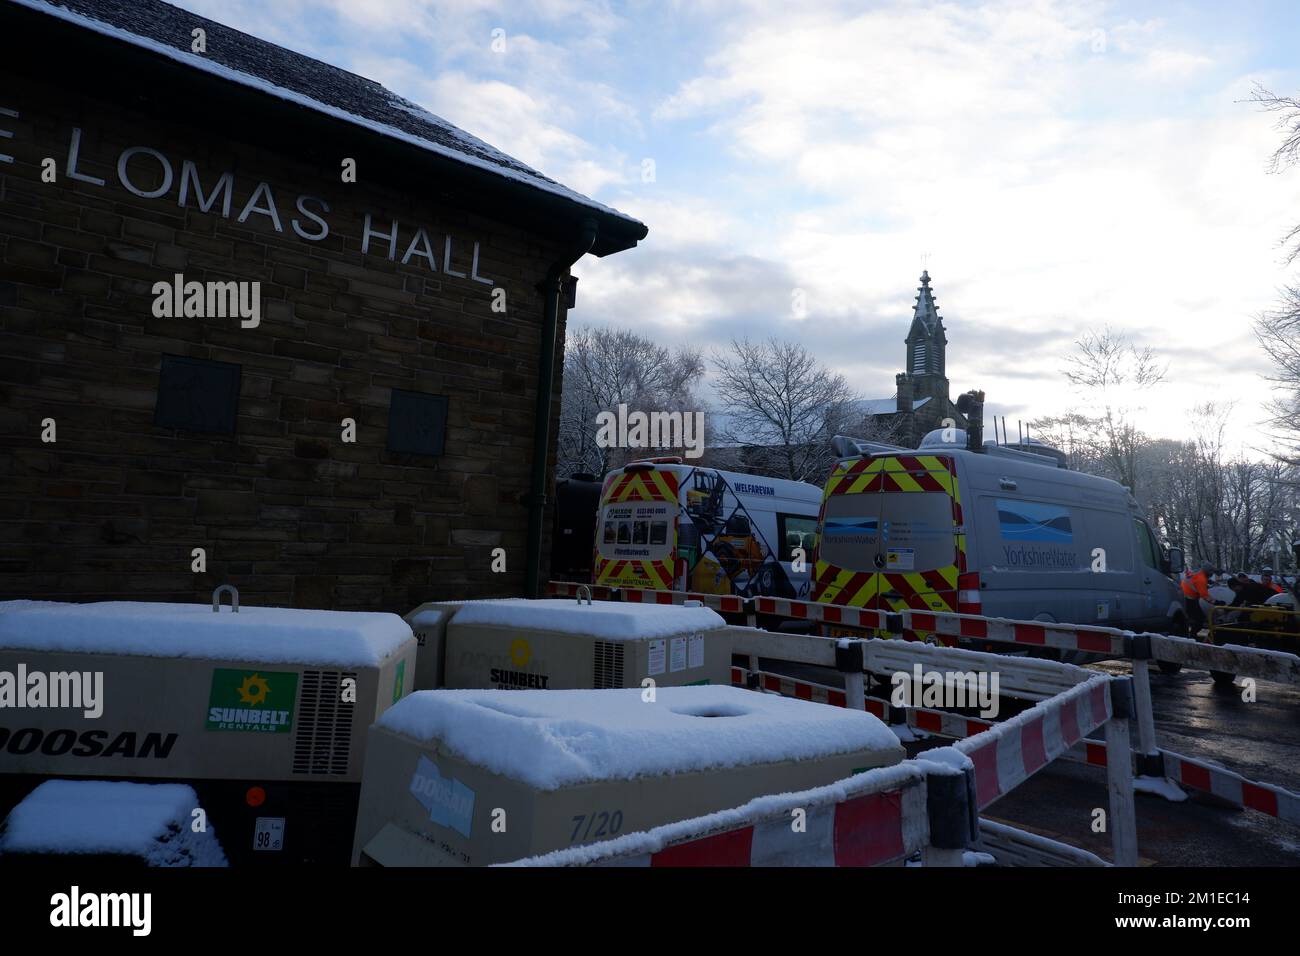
[
  {"xmin": 557, "ymin": 326, "xmax": 705, "ymax": 478},
  {"xmin": 1051, "ymin": 406, "xmax": 1300, "ymax": 572},
  {"xmin": 710, "ymin": 338, "xmax": 859, "ymax": 483},
  {"xmin": 1248, "ymin": 85, "xmax": 1300, "ymax": 264},
  {"xmin": 1034, "ymin": 326, "xmax": 1165, "ymax": 494},
  {"xmin": 1255, "ymin": 284, "xmax": 1300, "ymax": 460},
  {"xmin": 1250, "ymin": 87, "xmax": 1300, "ymax": 459}
]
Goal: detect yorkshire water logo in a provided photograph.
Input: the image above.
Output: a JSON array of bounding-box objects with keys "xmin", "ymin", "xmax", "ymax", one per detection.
[
  {"xmin": 996, "ymin": 499, "xmax": 1073, "ymax": 543},
  {"xmin": 205, "ymin": 669, "xmax": 298, "ymax": 734}
]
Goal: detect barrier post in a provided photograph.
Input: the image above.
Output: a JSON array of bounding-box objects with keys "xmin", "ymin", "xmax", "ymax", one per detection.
[
  {"xmin": 922, "ymin": 765, "xmax": 976, "ymax": 867},
  {"xmin": 836, "ymin": 639, "xmax": 866, "ymax": 712},
  {"xmin": 1105, "ymin": 679, "xmax": 1139, "ymax": 866},
  {"xmin": 1127, "ymin": 635, "xmax": 1163, "ymax": 777}
]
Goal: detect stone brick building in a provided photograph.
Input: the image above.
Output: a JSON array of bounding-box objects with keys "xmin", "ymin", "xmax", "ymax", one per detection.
[{"xmin": 0, "ymin": 0, "xmax": 646, "ymax": 610}]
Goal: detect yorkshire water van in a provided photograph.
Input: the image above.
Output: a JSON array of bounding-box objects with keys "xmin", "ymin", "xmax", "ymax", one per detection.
[
  {"xmin": 593, "ymin": 459, "xmax": 822, "ymax": 599},
  {"xmin": 812, "ymin": 431, "xmax": 1186, "ymax": 659}
]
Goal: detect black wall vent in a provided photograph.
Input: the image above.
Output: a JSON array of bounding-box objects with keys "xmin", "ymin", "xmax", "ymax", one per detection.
[
  {"xmin": 154, "ymin": 355, "xmax": 241, "ymax": 434},
  {"xmin": 387, "ymin": 389, "xmax": 448, "ymax": 457}
]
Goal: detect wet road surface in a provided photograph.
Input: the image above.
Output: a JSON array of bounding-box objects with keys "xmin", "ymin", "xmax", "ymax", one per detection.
[
  {"xmin": 753, "ymin": 654, "xmax": 1300, "ymax": 866},
  {"xmin": 986, "ymin": 662, "xmax": 1300, "ymax": 866}
]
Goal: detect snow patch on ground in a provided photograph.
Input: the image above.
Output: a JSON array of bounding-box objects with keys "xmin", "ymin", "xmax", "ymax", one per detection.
[{"xmin": 1134, "ymin": 775, "xmax": 1189, "ymax": 802}]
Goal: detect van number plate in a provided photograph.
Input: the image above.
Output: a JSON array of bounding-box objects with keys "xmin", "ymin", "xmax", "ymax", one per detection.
[{"xmin": 254, "ymin": 817, "xmax": 285, "ymax": 852}]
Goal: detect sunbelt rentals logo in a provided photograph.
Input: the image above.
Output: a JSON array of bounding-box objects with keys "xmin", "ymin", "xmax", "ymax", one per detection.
[{"xmin": 205, "ymin": 669, "xmax": 298, "ymax": 733}]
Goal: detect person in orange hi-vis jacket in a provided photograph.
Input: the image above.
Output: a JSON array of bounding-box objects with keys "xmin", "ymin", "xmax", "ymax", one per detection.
[{"xmin": 1181, "ymin": 563, "xmax": 1213, "ymax": 634}]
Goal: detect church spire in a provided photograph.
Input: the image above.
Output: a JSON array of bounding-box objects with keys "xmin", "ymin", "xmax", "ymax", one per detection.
[
  {"xmin": 912, "ymin": 270, "xmax": 942, "ymax": 333},
  {"xmin": 905, "ymin": 270, "xmax": 947, "ymax": 378}
]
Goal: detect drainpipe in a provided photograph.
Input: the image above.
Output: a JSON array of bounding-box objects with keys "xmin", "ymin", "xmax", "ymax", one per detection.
[{"xmin": 525, "ymin": 217, "xmax": 598, "ymax": 598}]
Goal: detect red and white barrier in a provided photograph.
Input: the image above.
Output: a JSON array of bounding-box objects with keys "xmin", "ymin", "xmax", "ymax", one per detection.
[
  {"xmin": 1159, "ymin": 751, "xmax": 1300, "ymax": 824},
  {"xmin": 908, "ymin": 609, "xmax": 1129, "ymax": 657},
  {"xmin": 753, "ymin": 671, "xmax": 848, "ymax": 708},
  {"xmin": 909, "ymin": 707, "xmax": 995, "ymax": 740},
  {"xmin": 753, "ymin": 596, "xmax": 890, "ymax": 631},
  {"xmin": 956, "ymin": 675, "xmax": 1114, "ymax": 811},
  {"xmin": 734, "ymin": 664, "xmax": 997, "ymax": 740},
  {"xmin": 548, "ymin": 581, "xmax": 1132, "ymax": 657},
  {"xmin": 619, "ymin": 587, "xmax": 746, "ymax": 615},
  {"xmin": 501, "ymin": 762, "xmax": 933, "ymax": 867}
]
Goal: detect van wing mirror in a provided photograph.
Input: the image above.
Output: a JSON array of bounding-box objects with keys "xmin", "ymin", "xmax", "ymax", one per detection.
[{"xmin": 1166, "ymin": 547, "xmax": 1184, "ymax": 575}]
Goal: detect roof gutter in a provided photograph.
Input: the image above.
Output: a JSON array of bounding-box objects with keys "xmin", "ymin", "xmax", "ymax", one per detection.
[{"xmin": 525, "ymin": 218, "xmax": 599, "ymax": 598}]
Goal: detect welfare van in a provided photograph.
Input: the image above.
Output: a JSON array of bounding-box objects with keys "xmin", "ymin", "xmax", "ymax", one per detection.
[
  {"xmin": 812, "ymin": 430, "xmax": 1186, "ymax": 660},
  {"xmin": 593, "ymin": 459, "xmax": 822, "ymax": 599}
]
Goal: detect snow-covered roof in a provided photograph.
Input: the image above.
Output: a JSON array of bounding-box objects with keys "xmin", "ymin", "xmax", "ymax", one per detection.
[
  {"xmin": 16, "ymin": 0, "xmax": 644, "ymax": 233},
  {"xmin": 377, "ymin": 686, "xmax": 903, "ymax": 790},
  {"xmin": 0, "ymin": 600, "xmax": 412, "ymax": 668},
  {"xmin": 913, "ymin": 396, "xmax": 932, "ymax": 409},
  {"xmin": 0, "ymin": 780, "xmax": 228, "ymax": 866},
  {"xmin": 451, "ymin": 598, "xmax": 724, "ymax": 640}
]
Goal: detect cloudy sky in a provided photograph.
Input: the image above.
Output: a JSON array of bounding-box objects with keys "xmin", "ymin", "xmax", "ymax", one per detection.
[{"xmin": 177, "ymin": 0, "xmax": 1300, "ymax": 455}]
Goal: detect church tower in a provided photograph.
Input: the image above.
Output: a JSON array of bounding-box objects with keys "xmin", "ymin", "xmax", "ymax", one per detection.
[
  {"xmin": 894, "ymin": 270, "xmax": 959, "ymax": 446},
  {"xmin": 858, "ymin": 269, "xmax": 965, "ymax": 448},
  {"xmin": 904, "ymin": 269, "xmax": 947, "ymax": 389}
]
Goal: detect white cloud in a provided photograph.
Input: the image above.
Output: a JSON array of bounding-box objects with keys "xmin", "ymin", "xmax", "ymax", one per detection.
[
  {"xmin": 619, "ymin": 0, "xmax": 1300, "ymax": 454},
  {"xmin": 174, "ymin": 0, "xmax": 1300, "ymax": 455}
]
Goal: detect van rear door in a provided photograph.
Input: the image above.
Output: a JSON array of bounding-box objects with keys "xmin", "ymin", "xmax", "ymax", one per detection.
[
  {"xmin": 814, "ymin": 455, "xmax": 963, "ymax": 632},
  {"xmin": 593, "ymin": 465, "xmax": 679, "ymax": 591}
]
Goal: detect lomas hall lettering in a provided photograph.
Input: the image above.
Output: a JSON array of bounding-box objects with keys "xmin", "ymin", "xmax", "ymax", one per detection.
[
  {"xmin": 0, "ymin": 726, "xmax": 178, "ymax": 759},
  {"xmin": 58, "ymin": 125, "xmax": 495, "ymax": 284}
]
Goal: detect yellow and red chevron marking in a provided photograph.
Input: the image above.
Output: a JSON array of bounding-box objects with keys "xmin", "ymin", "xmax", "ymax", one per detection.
[
  {"xmin": 602, "ymin": 467, "xmax": 679, "ymax": 504},
  {"xmin": 814, "ymin": 565, "xmax": 958, "ymax": 611},
  {"xmin": 825, "ymin": 454, "xmax": 957, "ymax": 497},
  {"xmin": 595, "ymin": 556, "xmax": 674, "ymax": 590},
  {"xmin": 595, "ymin": 467, "xmax": 681, "ymax": 590},
  {"xmin": 814, "ymin": 453, "xmax": 964, "ymax": 645}
]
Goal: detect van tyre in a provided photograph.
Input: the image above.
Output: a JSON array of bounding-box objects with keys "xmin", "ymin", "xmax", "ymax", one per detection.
[
  {"xmin": 1210, "ymin": 670, "xmax": 1236, "ymax": 687},
  {"xmin": 1157, "ymin": 660, "xmax": 1182, "ymax": 675}
]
